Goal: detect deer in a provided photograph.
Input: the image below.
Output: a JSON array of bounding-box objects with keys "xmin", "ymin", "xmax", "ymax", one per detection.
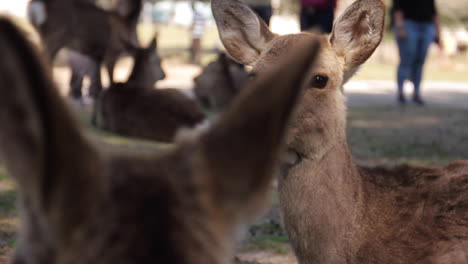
[
  {"xmin": 212, "ymin": 0, "xmax": 468, "ymax": 263},
  {"xmin": 194, "ymin": 52, "xmax": 249, "ymax": 111},
  {"xmin": 0, "ymin": 17, "xmax": 321, "ymax": 263},
  {"xmin": 28, "ymin": 0, "xmax": 144, "ymax": 98},
  {"xmin": 94, "ymin": 36, "xmax": 203, "ymax": 143}
]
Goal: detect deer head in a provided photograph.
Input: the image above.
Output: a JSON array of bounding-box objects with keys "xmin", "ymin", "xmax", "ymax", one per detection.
[
  {"xmin": 127, "ymin": 36, "xmax": 166, "ymax": 88},
  {"xmin": 0, "ymin": 17, "xmax": 320, "ymax": 263},
  {"xmin": 194, "ymin": 53, "xmax": 248, "ymax": 110},
  {"xmin": 212, "ymin": 0, "xmax": 385, "ymax": 164},
  {"xmin": 213, "ymin": 0, "xmax": 385, "ymax": 262}
]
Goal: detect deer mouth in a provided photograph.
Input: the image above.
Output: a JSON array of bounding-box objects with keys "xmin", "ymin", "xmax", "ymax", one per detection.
[{"xmin": 279, "ymin": 148, "xmax": 304, "ymax": 179}]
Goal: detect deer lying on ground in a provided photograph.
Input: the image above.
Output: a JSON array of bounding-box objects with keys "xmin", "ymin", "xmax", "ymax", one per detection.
[
  {"xmin": 94, "ymin": 37, "xmax": 203, "ymax": 143},
  {"xmin": 212, "ymin": 0, "xmax": 468, "ymax": 263},
  {"xmin": 28, "ymin": 0, "xmax": 143, "ymax": 98},
  {"xmin": 194, "ymin": 53, "xmax": 248, "ymax": 111},
  {"xmin": 0, "ymin": 17, "xmax": 320, "ymax": 263}
]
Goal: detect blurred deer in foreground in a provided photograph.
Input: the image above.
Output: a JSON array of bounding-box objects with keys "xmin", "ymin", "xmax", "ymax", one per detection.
[
  {"xmin": 28, "ymin": 0, "xmax": 145, "ymax": 98},
  {"xmin": 194, "ymin": 53, "xmax": 248, "ymax": 111},
  {"xmin": 213, "ymin": 0, "xmax": 468, "ymax": 263},
  {"xmin": 94, "ymin": 37, "xmax": 202, "ymax": 143},
  {"xmin": 0, "ymin": 17, "xmax": 320, "ymax": 263}
]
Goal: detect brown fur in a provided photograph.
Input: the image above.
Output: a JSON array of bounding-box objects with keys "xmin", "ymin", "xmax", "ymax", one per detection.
[
  {"xmin": 94, "ymin": 38, "xmax": 202, "ymax": 143},
  {"xmin": 0, "ymin": 17, "xmax": 320, "ymax": 263},
  {"xmin": 194, "ymin": 53, "xmax": 248, "ymax": 111},
  {"xmin": 213, "ymin": 0, "xmax": 468, "ymax": 263},
  {"xmin": 30, "ymin": 0, "xmax": 143, "ymax": 97}
]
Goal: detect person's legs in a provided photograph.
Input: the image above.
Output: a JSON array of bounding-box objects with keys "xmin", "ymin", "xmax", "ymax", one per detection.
[
  {"xmin": 68, "ymin": 51, "xmax": 85, "ymax": 100},
  {"xmin": 316, "ymin": 8, "xmax": 334, "ymax": 34},
  {"xmin": 300, "ymin": 7, "xmax": 316, "ymax": 31},
  {"xmin": 191, "ymin": 38, "xmax": 202, "ymax": 65},
  {"xmin": 395, "ymin": 20, "xmax": 418, "ymax": 102},
  {"xmin": 89, "ymin": 59, "xmax": 103, "ymax": 100},
  {"xmin": 69, "ymin": 69, "xmax": 84, "ymax": 99},
  {"xmin": 251, "ymin": 6, "xmax": 273, "ymax": 26},
  {"xmin": 411, "ymin": 22, "xmax": 435, "ymax": 102},
  {"xmin": 300, "ymin": 8, "xmax": 309, "ymax": 31}
]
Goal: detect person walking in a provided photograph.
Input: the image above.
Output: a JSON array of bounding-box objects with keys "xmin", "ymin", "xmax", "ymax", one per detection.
[
  {"xmin": 393, "ymin": 0, "xmax": 442, "ymax": 105},
  {"xmin": 68, "ymin": 50, "xmax": 99, "ymax": 104},
  {"xmin": 300, "ymin": 0, "xmax": 337, "ymax": 33},
  {"xmin": 245, "ymin": 0, "xmax": 273, "ymax": 26},
  {"xmin": 190, "ymin": 0, "xmax": 206, "ymax": 65}
]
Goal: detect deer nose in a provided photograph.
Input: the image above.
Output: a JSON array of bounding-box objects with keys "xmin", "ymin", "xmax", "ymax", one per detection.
[{"xmin": 279, "ymin": 148, "xmax": 303, "ymax": 179}]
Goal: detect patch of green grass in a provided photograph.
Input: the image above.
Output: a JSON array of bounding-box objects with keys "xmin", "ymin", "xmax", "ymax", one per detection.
[
  {"xmin": 271, "ymin": 191, "xmax": 279, "ymax": 205},
  {"xmin": 0, "ymin": 219, "xmax": 18, "ymax": 257},
  {"xmin": 244, "ymin": 221, "xmax": 289, "ymax": 254},
  {"xmin": 0, "ymin": 170, "xmax": 6, "ymax": 182},
  {"xmin": 0, "ymin": 190, "xmax": 18, "ymax": 219},
  {"xmin": 246, "ymin": 234, "xmax": 289, "ymax": 254},
  {"xmin": 0, "ymin": 168, "xmax": 19, "ymax": 258}
]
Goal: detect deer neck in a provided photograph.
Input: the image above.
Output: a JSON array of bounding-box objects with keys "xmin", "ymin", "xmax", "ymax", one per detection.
[{"xmin": 279, "ymin": 138, "xmax": 365, "ymax": 264}]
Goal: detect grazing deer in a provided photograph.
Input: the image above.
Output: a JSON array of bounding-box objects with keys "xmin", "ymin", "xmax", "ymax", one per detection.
[
  {"xmin": 194, "ymin": 53, "xmax": 248, "ymax": 111},
  {"xmin": 29, "ymin": 0, "xmax": 143, "ymax": 98},
  {"xmin": 212, "ymin": 0, "xmax": 468, "ymax": 263},
  {"xmin": 94, "ymin": 37, "xmax": 202, "ymax": 143},
  {"xmin": 0, "ymin": 18, "xmax": 320, "ymax": 263}
]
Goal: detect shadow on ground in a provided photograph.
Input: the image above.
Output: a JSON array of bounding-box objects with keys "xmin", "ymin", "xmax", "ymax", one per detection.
[{"xmin": 348, "ymin": 105, "xmax": 468, "ymax": 166}]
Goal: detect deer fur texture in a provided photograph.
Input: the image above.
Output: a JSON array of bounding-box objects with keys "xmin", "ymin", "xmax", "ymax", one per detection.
[
  {"xmin": 0, "ymin": 17, "xmax": 320, "ymax": 263},
  {"xmin": 194, "ymin": 53, "xmax": 248, "ymax": 111},
  {"xmin": 212, "ymin": 0, "xmax": 468, "ymax": 263},
  {"xmin": 29, "ymin": 0, "xmax": 143, "ymax": 97},
  {"xmin": 94, "ymin": 37, "xmax": 203, "ymax": 143}
]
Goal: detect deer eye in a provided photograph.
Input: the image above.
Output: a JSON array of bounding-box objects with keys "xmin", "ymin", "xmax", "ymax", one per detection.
[{"xmin": 310, "ymin": 74, "xmax": 329, "ymax": 89}]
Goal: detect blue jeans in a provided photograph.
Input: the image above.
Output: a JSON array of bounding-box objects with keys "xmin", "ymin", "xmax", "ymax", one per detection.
[
  {"xmin": 250, "ymin": 6, "xmax": 273, "ymax": 26},
  {"xmin": 395, "ymin": 20, "xmax": 435, "ymax": 97},
  {"xmin": 300, "ymin": 7, "xmax": 334, "ymax": 33}
]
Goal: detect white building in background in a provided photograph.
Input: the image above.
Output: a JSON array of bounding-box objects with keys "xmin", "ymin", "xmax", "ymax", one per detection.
[{"xmin": 0, "ymin": 0, "xmax": 29, "ymax": 18}]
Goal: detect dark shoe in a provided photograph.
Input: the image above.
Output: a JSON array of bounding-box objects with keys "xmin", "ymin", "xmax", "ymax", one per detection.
[
  {"xmin": 397, "ymin": 94, "xmax": 406, "ymax": 105},
  {"xmin": 412, "ymin": 96, "xmax": 425, "ymax": 106}
]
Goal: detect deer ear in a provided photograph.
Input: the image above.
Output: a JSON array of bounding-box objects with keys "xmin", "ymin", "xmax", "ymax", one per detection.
[
  {"xmin": 149, "ymin": 35, "xmax": 157, "ymax": 50},
  {"xmin": 199, "ymin": 36, "xmax": 320, "ymax": 221},
  {"xmin": 330, "ymin": 0, "xmax": 385, "ymax": 74},
  {"xmin": 212, "ymin": 0, "xmax": 275, "ymax": 66},
  {"xmin": 0, "ymin": 18, "xmax": 101, "ymax": 235}
]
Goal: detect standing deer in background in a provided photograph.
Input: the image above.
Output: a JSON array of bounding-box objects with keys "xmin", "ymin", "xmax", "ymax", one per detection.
[
  {"xmin": 0, "ymin": 17, "xmax": 320, "ymax": 263},
  {"xmin": 212, "ymin": 0, "xmax": 468, "ymax": 263},
  {"xmin": 28, "ymin": 0, "xmax": 144, "ymax": 98},
  {"xmin": 94, "ymin": 37, "xmax": 202, "ymax": 143},
  {"xmin": 194, "ymin": 53, "xmax": 249, "ymax": 111}
]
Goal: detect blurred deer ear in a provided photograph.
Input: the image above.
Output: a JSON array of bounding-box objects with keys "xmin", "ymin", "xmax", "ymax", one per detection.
[
  {"xmin": 149, "ymin": 35, "xmax": 157, "ymax": 50},
  {"xmin": 330, "ymin": 0, "xmax": 385, "ymax": 76},
  {"xmin": 0, "ymin": 18, "xmax": 102, "ymax": 236},
  {"xmin": 212, "ymin": 0, "xmax": 275, "ymax": 66},
  {"xmin": 198, "ymin": 36, "xmax": 320, "ymax": 222}
]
